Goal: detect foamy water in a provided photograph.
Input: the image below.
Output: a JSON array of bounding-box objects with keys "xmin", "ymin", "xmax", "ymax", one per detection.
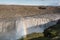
[
  {"xmin": 16, "ymin": 13, "xmax": 60, "ymax": 39},
  {"xmin": 0, "ymin": 13, "xmax": 60, "ymax": 40}
]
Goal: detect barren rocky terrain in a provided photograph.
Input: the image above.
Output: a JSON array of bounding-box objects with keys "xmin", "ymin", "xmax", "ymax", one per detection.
[{"xmin": 0, "ymin": 5, "xmax": 60, "ymax": 18}]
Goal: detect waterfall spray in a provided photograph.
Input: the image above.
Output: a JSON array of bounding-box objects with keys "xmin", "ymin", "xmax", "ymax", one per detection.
[{"xmin": 22, "ymin": 18, "xmax": 27, "ymax": 37}]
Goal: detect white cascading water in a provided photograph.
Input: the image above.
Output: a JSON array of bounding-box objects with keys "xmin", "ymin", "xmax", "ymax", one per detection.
[
  {"xmin": 0, "ymin": 13, "xmax": 60, "ymax": 40},
  {"xmin": 0, "ymin": 19, "xmax": 16, "ymax": 40},
  {"xmin": 16, "ymin": 13, "xmax": 60, "ymax": 39}
]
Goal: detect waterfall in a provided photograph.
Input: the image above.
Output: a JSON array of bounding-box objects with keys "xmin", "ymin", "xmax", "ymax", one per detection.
[
  {"xmin": 0, "ymin": 19, "xmax": 16, "ymax": 40},
  {"xmin": 16, "ymin": 18, "xmax": 54, "ymax": 39},
  {"xmin": 0, "ymin": 14, "xmax": 60, "ymax": 40},
  {"xmin": 16, "ymin": 13, "xmax": 60, "ymax": 39}
]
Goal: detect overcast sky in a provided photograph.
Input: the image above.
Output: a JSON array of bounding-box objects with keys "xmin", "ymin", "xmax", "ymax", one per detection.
[{"xmin": 0, "ymin": 0, "xmax": 60, "ymax": 6}]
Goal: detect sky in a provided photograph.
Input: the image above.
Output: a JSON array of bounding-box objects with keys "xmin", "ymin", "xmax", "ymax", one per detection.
[{"xmin": 0, "ymin": 0, "xmax": 60, "ymax": 6}]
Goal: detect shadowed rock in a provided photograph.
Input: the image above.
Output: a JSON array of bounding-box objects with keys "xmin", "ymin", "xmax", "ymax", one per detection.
[{"xmin": 57, "ymin": 19, "xmax": 60, "ymax": 24}]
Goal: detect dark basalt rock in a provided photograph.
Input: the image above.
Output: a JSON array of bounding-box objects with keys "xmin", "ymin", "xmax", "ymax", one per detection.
[
  {"xmin": 57, "ymin": 19, "xmax": 60, "ymax": 24},
  {"xmin": 38, "ymin": 7, "xmax": 46, "ymax": 9}
]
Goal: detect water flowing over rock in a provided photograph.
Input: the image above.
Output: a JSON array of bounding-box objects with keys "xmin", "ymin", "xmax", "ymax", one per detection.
[
  {"xmin": 0, "ymin": 13, "xmax": 60, "ymax": 40},
  {"xmin": 0, "ymin": 19, "xmax": 16, "ymax": 40},
  {"xmin": 16, "ymin": 13, "xmax": 60, "ymax": 39}
]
